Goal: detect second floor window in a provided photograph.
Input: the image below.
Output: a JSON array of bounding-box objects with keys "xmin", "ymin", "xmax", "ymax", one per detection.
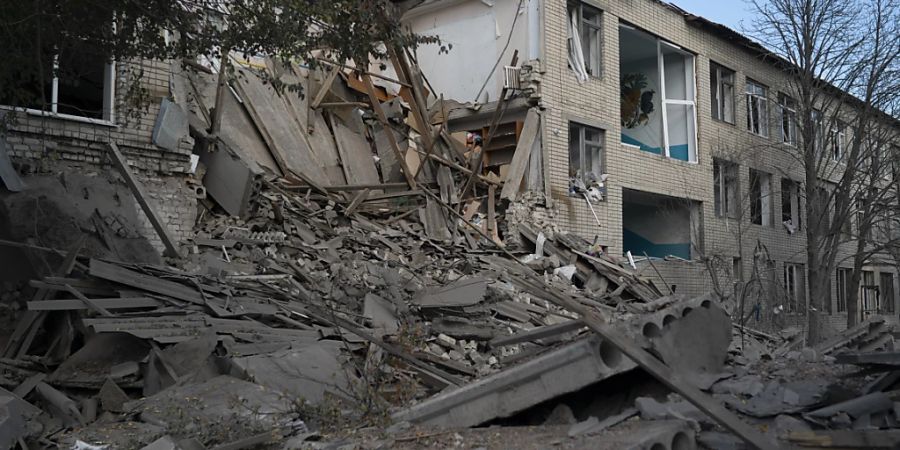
[
  {"xmin": 831, "ymin": 123, "xmax": 846, "ymax": 161},
  {"xmin": 568, "ymin": 2, "xmax": 602, "ymax": 79},
  {"xmin": 746, "ymin": 80, "xmax": 768, "ymax": 137},
  {"xmin": 710, "ymin": 62, "xmax": 735, "ymax": 124},
  {"xmin": 779, "ymin": 94, "xmax": 798, "ymax": 146}
]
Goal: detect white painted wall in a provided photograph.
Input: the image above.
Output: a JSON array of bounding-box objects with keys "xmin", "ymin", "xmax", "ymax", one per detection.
[{"xmin": 403, "ymin": 0, "xmax": 536, "ymax": 103}]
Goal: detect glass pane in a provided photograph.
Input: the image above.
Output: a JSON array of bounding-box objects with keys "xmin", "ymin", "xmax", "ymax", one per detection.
[
  {"xmin": 585, "ymin": 143, "xmax": 602, "ymax": 176},
  {"xmin": 665, "ymin": 103, "xmax": 695, "ymax": 161},
  {"xmin": 663, "ymin": 50, "xmax": 687, "ymax": 100},
  {"xmin": 582, "ymin": 26, "xmax": 601, "ymax": 76}
]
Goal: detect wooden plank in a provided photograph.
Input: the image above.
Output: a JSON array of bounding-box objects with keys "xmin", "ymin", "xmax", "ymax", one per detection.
[
  {"xmin": 27, "ymin": 297, "xmax": 162, "ymax": 311},
  {"xmin": 89, "ymin": 259, "xmax": 206, "ymax": 305},
  {"xmin": 275, "ymin": 62, "xmax": 345, "ymax": 184},
  {"xmin": 787, "ymin": 430, "xmax": 900, "ymax": 448},
  {"xmin": 106, "ymin": 143, "xmax": 180, "ymax": 257},
  {"xmin": 63, "ymin": 284, "xmax": 113, "ymax": 317},
  {"xmin": 344, "ymin": 189, "xmax": 370, "ymax": 216},
  {"xmin": 361, "ymin": 73, "xmax": 416, "ymax": 188},
  {"xmin": 419, "ymin": 187, "xmax": 774, "ymax": 450},
  {"xmin": 330, "ymin": 115, "xmax": 382, "ymax": 189},
  {"xmin": 500, "ymin": 109, "xmax": 540, "ymax": 201},
  {"xmin": 4, "ymin": 238, "xmax": 85, "ymax": 358},
  {"xmin": 231, "ymin": 66, "xmax": 329, "ymax": 189}
]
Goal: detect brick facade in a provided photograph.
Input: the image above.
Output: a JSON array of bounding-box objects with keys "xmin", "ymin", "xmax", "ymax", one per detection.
[
  {"xmin": 3, "ymin": 59, "xmax": 198, "ymax": 254},
  {"xmin": 535, "ymin": 0, "xmax": 899, "ymax": 334}
]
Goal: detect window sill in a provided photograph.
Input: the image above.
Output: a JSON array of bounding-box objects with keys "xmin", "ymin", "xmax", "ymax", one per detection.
[
  {"xmin": 0, "ymin": 106, "xmax": 118, "ymax": 127},
  {"xmin": 622, "ymin": 142, "xmax": 698, "ymax": 165},
  {"xmin": 747, "ymin": 130, "xmax": 769, "ymax": 139},
  {"xmin": 712, "ymin": 117, "xmax": 736, "ymax": 126}
]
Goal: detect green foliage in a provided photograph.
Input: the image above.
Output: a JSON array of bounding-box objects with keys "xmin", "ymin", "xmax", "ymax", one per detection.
[{"xmin": 0, "ymin": 0, "xmax": 434, "ymax": 111}]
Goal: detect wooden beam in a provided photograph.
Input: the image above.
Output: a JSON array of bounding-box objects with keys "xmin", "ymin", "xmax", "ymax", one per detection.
[
  {"xmin": 501, "ymin": 108, "xmax": 540, "ymax": 201},
  {"xmin": 106, "ymin": 143, "xmax": 180, "ymax": 258},
  {"xmin": 344, "ymin": 188, "xmax": 371, "ymax": 216},
  {"xmin": 63, "ymin": 285, "xmax": 113, "ymax": 317},
  {"xmin": 361, "ymin": 73, "xmax": 417, "ymax": 189}
]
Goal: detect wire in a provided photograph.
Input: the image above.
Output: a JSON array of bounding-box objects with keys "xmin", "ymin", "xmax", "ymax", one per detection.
[{"xmin": 472, "ymin": 0, "xmax": 526, "ymax": 104}]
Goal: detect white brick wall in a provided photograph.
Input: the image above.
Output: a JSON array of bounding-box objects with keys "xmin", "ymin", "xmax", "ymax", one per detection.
[{"xmin": 537, "ymin": 0, "xmax": 899, "ymax": 334}]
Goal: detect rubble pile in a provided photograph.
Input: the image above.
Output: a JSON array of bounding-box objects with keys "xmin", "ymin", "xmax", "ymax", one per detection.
[{"xmin": 3, "ymin": 48, "xmax": 900, "ymax": 450}]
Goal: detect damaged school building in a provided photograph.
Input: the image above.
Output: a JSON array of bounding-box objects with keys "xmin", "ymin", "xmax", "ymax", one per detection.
[
  {"xmin": 400, "ymin": 0, "xmax": 900, "ymax": 333},
  {"xmin": 1, "ymin": 0, "xmax": 900, "ymax": 449}
]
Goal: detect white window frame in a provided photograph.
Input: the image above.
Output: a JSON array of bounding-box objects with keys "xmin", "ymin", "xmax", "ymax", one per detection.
[
  {"xmin": 836, "ymin": 268, "xmax": 850, "ymax": 313},
  {"xmin": 568, "ymin": 2, "xmax": 603, "ymax": 78},
  {"xmin": 861, "ymin": 270, "xmax": 879, "ymax": 315},
  {"xmin": 779, "ymin": 94, "xmax": 798, "ymax": 146},
  {"xmin": 831, "ymin": 125, "xmax": 846, "ymax": 162},
  {"xmin": 710, "ymin": 62, "xmax": 735, "ymax": 124},
  {"xmin": 745, "ymin": 80, "xmax": 768, "ymax": 137},
  {"xmin": 782, "ymin": 178, "xmax": 801, "ymax": 233},
  {"xmin": 749, "ymin": 169, "xmax": 772, "ymax": 226},
  {"xmin": 569, "ymin": 122, "xmax": 604, "ymax": 181},
  {"xmin": 714, "ymin": 159, "xmax": 739, "ymax": 218},
  {"xmin": 783, "ymin": 263, "xmax": 805, "ymax": 313},
  {"xmin": 658, "ymin": 40, "xmax": 698, "ymax": 163},
  {"xmin": 0, "ymin": 50, "xmax": 116, "ymax": 125}
]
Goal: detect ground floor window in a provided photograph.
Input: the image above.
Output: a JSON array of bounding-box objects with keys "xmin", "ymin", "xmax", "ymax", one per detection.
[
  {"xmin": 880, "ymin": 272, "xmax": 895, "ymax": 314},
  {"xmin": 836, "ymin": 268, "xmax": 851, "ymax": 313}
]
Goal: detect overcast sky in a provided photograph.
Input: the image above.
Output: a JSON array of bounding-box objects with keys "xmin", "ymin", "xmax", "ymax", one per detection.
[{"xmin": 668, "ymin": 0, "xmax": 755, "ymax": 31}]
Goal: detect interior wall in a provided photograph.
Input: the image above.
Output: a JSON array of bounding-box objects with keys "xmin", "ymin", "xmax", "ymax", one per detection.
[
  {"xmin": 404, "ymin": 0, "xmax": 532, "ymax": 103},
  {"xmin": 619, "ymin": 28, "xmax": 663, "ymax": 153},
  {"xmin": 622, "ymin": 190, "xmax": 692, "ymax": 259}
]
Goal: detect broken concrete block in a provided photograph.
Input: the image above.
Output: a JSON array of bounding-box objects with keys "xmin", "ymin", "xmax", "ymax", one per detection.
[
  {"xmin": 140, "ymin": 435, "xmax": 178, "ymax": 450},
  {"xmin": 98, "ymin": 379, "xmax": 130, "ymax": 413},
  {"xmin": 544, "ymin": 404, "xmax": 576, "ymax": 425}
]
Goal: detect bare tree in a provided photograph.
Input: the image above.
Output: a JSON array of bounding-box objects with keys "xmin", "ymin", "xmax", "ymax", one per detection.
[{"xmin": 749, "ymin": 0, "xmax": 900, "ymax": 343}]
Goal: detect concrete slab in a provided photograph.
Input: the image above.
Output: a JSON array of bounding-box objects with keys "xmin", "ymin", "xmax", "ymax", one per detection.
[{"xmin": 393, "ymin": 336, "xmax": 636, "ymax": 428}]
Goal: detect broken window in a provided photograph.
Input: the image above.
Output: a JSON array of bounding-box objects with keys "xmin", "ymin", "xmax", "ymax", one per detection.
[
  {"xmin": 812, "ymin": 110, "xmax": 824, "ymax": 156},
  {"xmin": 783, "ymin": 263, "xmax": 806, "ymax": 313},
  {"xmin": 749, "ymin": 169, "xmax": 772, "ymax": 225},
  {"xmin": 568, "ymin": 2, "xmax": 602, "ymax": 81},
  {"xmin": 861, "ymin": 270, "xmax": 878, "ymax": 314},
  {"xmin": 745, "ymin": 80, "xmax": 768, "ymax": 137},
  {"xmin": 836, "ymin": 268, "xmax": 851, "ymax": 313},
  {"xmin": 619, "ymin": 24, "xmax": 697, "ymax": 162},
  {"xmin": 781, "ymin": 178, "xmax": 801, "ymax": 233},
  {"xmin": 778, "ymin": 94, "xmax": 798, "ymax": 146},
  {"xmin": 568, "ymin": 122, "xmax": 604, "ymax": 194},
  {"xmin": 710, "ymin": 62, "xmax": 735, "ymax": 124},
  {"xmin": 831, "ymin": 123, "xmax": 846, "ymax": 162},
  {"xmin": 0, "ymin": 42, "xmax": 115, "ymax": 121},
  {"xmin": 880, "ymin": 272, "xmax": 895, "ymax": 314},
  {"xmin": 713, "ymin": 159, "xmax": 739, "ymax": 218}
]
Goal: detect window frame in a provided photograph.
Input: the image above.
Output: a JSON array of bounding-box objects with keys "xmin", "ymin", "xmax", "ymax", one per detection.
[
  {"xmin": 779, "ymin": 93, "xmax": 798, "ymax": 146},
  {"xmin": 710, "ymin": 61, "xmax": 735, "ymax": 124},
  {"xmin": 831, "ymin": 123, "xmax": 846, "ymax": 162},
  {"xmin": 749, "ymin": 168, "xmax": 772, "ymax": 226},
  {"xmin": 745, "ymin": 79, "xmax": 768, "ymax": 137},
  {"xmin": 783, "ymin": 262, "xmax": 806, "ymax": 313},
  {"xmin": 713, "ymin": 159, "xmax": 739, "ymax": 219},
  {"xmin": 879, "ymin": 272, "xmax": 895, "ymax": 314},
  {"xmin": 781, "ymin": 178, "xmax": 802, "ymax": 233},
  {"xmin": 836, "ymin": 268, "xmax": 851, "ymax": 313},
  {"xmin": 0, "ymin": 52, "xmax": 116, "ymax": 125},
  {"xmin": 568, "ymin": 1, "xmax": 603, "ymax": 78},
  {"xmin": 568, "ymin": 121, "xmax": 605, "ymax": 183}
]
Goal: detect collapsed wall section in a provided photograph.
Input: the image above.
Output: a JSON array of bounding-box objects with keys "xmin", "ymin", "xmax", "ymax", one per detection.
[{"xmin": 2, "ymin": 59, "xmax": 198, "ymax": 256}]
